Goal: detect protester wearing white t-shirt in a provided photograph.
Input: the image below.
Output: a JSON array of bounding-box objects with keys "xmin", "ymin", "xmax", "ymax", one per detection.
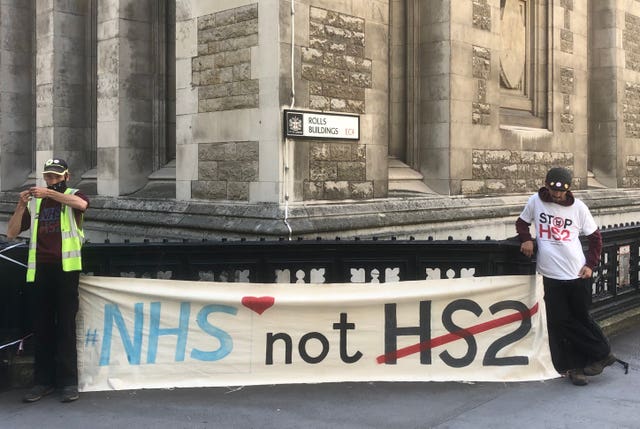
[{"xmin": 516, "ymin": 167, "xmax": 616, "ymax": 386}]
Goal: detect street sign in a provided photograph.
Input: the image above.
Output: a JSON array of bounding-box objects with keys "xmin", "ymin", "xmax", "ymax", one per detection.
[{"xmin": 284, "ymin": 110, "xmax": 359, "ymax": 140}]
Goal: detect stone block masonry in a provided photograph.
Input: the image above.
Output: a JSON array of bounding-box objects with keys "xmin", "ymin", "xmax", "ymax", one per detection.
[
  {"xmin": 560, "ymin": 0, "xmax": 573, "ymax": 54},
  {"xmin": 463, "ymin": 150, "xmax": 576, "ymax": 195},
  {"xmin": 624, "ymin": 13, "xmax": 640, "ymax": 144},
  {"xmin": 472, "ymin": 46, "xmax": 491, "ymax": 125},
  {"xmin": 194, "ymin": 4, "xmax": 259, "ymax": 112},
  {"xmin": 560, "ymin": 67, "xmax": 574, "ymax": 133},
  {"xmin": 301, "ymin": 6, "xmax": 374, "ymax": 201},
  {"xmin": 302, "ymin": 7, "xmax": 372, "ymax": 114},
  {"xmin": 472, "ymin": 0, "xmax": 491, "ymax": 32},
  {"xmin": 193, "ymin": 141, "xmax": 259, "ymax": 201},
  {"xmin": 304, "ymin": 142, "xmax": 372, "ymax": 200},
  {"xmin": 624, "ymin": 155, "xmax": 640, "ymax": 188},
  {"xmin": 624, "ymin": 13, "xmax": 640, "ymax": 73},
  {"xmin": 624, "ymin": 82, "xmax": 640, "ymax": 138}
]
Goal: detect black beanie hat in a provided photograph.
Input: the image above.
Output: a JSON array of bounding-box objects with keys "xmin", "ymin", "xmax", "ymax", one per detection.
[{"xmin": 545, "ymin": 167, "xmax": 572, "ymax": 191}]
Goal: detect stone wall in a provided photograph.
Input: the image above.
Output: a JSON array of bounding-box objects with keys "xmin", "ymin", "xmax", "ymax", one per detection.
[
  {"xmin": 624, "ymin": 155, "xmax": 640, "ymax": 188},
  {"xmin": 624, "ymin": 13, "xmax": 640, "ymax": 73},
  {"xmin": 303, "ymin": 142, "xmax": 370, "ymax": 200},
  {"xmin": 194, "ymin": 4, "xmax": 259, "ymax": 112},
  {"xmin": 623, "ymin": 11, "xmax": 640, "ymax": 188},
  {"xmin": 302, "ymin": 7, "xmax": 371, "ymax": 114},
  {"xmin": 472, "ymin": 46, "xmax": 491, "ymax": 126},
  {"xmin": 560, "ymin": 0, "xmax": 574, "ymax": 54},
  {"xmin": 463, "ymin": 150, "xmax": 576, "ymax": 195},
  {"xmin": 471, "ymin": 0, "xmax": 491, "ymax": 126},
  {"xmin": 623, "ymin": 12, "xmax": 640, "ymax": 140},
  {"xmin": 187, "ymin": 3, "xmax": 261, "ymax": 202},
  {"xmin": 472, "ymin": 0, "xmax": 491, "ymax": 31},
  {"xmin": 193, "ymin": 141, "xmax": 258, "ymax": 200},
  {"xmin": 300, "ymin": 5, "xmax": 375, "ymax": 201},
  {"xmin": 560, "ymin": 67, "xmax": 575, "ymax": 133},
  {"xmin": 559, "ymin": 1, "xmax": 574, "ymax": 133}
]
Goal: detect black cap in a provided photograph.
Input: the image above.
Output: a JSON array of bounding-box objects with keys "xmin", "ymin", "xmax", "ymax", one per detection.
[
  {"xmin": 545, "ymin": 167, "xmax": 572, "ymax": 191},
  {"xmin": 42, "ymin": 158, "xmax": 69, "ymax": 175}
]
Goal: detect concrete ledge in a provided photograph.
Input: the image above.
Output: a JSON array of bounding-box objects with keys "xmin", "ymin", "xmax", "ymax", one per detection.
[
  {"xmin": 599, "ymin": 306, "xmax": 640, "ymax": 337},
  {"xmin": 2, "ymin": 188, "xmax": 640, "ymax": 242}
]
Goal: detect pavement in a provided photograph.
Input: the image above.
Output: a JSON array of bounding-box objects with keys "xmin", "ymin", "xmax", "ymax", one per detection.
[{"xmin": 0, "ymin": 324, "xmax": 638, "ymax": 429}]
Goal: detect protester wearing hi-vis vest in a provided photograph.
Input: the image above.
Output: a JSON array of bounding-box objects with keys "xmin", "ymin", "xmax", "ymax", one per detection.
[
  {"xmin": 516, "ymin": 167, "xmax": 616, "ymax": 386},
  {"xmin": 6, "ymin": 158, "xmax": 89, "ymax": 403}
]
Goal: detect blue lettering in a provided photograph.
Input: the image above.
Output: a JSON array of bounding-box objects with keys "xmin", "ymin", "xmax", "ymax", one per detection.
[
  {"xmin": 100, "ymin": 303, "xmax": 144, "ymax": 366},
  {"xmin": 190, "ymin": 304, "xmax": 236, "ymax": 362},
  {"xmin": 147, "ymin": 302, "xmax": 191, "ymax": 363}
]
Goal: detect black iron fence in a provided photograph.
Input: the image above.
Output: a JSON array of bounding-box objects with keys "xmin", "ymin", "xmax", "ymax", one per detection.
[{"xmin": 2, "ymin": 224, "xmax": 639, "ymax": 360}]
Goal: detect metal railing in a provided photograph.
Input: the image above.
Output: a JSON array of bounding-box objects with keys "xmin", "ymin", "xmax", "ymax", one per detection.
[{"xmin": 2, "ymin": 224, "xmax": 639, "ymax": 348}]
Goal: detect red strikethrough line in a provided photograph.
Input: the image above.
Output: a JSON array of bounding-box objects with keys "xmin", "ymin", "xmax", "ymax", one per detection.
[{"xmin": 376, "ymin": 302, "xmax": 539, "ymax": 364}]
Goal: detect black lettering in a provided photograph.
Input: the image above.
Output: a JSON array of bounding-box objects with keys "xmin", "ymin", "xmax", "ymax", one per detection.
[
  {"xmin": 439, "ymin": 299, "xmax": 481, "ymax": 368},
  {"xmin": 384, "ymin": 301, "xmax": 431, "ymax": 364},
  {"xmin": 298, "ymin": 332, "xmax": 329, "ymax": 364},
  {"xmin": 265, "ymin": 332, "xmax": 292, "ymax": 365},
  {"xmin": 482, "ymin": 301, "xmax": 531, "ymax": 366},
  {"xmin": 333, "ymin": 313, "xmax": 363, "ymax": 363}
]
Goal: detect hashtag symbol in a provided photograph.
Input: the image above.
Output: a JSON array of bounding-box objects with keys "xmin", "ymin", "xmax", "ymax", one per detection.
[{"xmin": 85, "ymin": 329, "xmax": 99, "ymax": 346}]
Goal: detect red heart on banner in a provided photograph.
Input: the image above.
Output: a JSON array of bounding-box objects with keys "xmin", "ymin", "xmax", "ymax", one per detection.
[{"xmin": 241, "ymin": 296, "xmax": 275, "ymax": 315}]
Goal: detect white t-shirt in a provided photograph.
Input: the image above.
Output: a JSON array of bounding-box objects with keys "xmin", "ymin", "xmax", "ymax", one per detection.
[{"xmin": 519, "ymin": 193, "xmax": 598, "ymax": 280}]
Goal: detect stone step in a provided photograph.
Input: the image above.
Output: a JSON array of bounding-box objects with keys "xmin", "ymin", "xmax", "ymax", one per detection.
[
  {"xmin": 389, "ymin": 166, "xmax": 424, "ymax": 181},
  {"xmin": 388, "ymin": 157, "xmax": 435, "ymax": 194},
  {"xmin": 587, "ymin": 170, "xmax": 607, "ymax": 189},
  {"xmin": 388, "ymin": 180, "xmax": 435, "ymax": 194}
]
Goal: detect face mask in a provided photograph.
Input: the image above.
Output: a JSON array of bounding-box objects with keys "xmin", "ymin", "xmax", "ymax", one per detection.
[{"xmin": 48, "ymin": 181, "xmax": 67, "ymax": 193}]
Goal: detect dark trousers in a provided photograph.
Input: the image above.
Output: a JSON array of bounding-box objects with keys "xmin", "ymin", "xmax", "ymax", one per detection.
[
  {"xmin": 32, "ymin": 264, "xmax": 79, "ymax": 387},
  {"xmin": 543, "ymin": 277, "xmax": 610, "ymax": 372}
]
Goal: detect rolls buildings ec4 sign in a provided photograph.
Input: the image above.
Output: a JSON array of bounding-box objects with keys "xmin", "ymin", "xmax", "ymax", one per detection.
[{"xmin": 284, "ymin": 110, "xmax": 360, "ymax": 140}]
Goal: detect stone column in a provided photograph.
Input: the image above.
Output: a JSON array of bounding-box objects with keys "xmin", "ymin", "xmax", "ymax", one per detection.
[
  {"xmin": 388, "ymin": 0, "xmax": 406, "ymax": 161},
  {"xmin": 97, "ymin": 0, "xmax": 154, "ymax": 196},
  {"xmin": 35, "ymin": 0, "xmax": 90, "ymax": 183},
  {"xmin": 589, "ymin": 0, "xmax": 640, "ymax": 189},
  {"xmin": 0, "ymin": 1, "xmax": 33, "ymax": 190},
  {"xmin": 417, "ymin": 0, "xmax": 454, "ymax": 194}
]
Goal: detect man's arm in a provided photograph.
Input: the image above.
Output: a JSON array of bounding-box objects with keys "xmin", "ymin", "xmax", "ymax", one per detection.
[
  {"xmin": 578, "ymin": 229, "xmax": 602, "ymax": 279},
  {"xmin": 585, "ymin": 229, "xmax": 602, "ymax": 269},
  {"xmin": 6, "ymin": 190, "xmax": 31, "ymax": 240},
  {"xmin": 516, "ymin": 217, "xmax": 534, "ymax": 257},
  {"xmin": 28, "ymin": 187, "xmax": 88, "ymax": 212}
]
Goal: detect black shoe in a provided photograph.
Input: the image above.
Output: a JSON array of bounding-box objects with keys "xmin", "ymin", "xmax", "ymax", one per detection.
[
  {"xmin": 22, "ymin": 385, "xmax": 55, "ymax": 403},
  {"xmin": 583, "ymin": 353, "xmax": 617, "ymax": 376},
  {"xmin": 567, "ymin": 369, "xmax": 588, "ymax": 386},
  {"xmin": 61, "ymin": 385, "xmax": 79, "ymax": 403}
]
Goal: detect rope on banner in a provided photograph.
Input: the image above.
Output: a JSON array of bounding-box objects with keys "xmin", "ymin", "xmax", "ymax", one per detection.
[{"xmin": 0, "ymin": 242, "xmax": 27, "ymax": 268}]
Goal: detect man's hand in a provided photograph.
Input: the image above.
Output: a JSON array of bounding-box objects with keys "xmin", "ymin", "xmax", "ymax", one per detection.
[
  {"xmin": 579, "ymin": 265, "xmax": 593, "ymax": 279},
  {"xmin": 18, "ymin": 190, "xmax": 31, "ymax": 206},
  {"xmin": 520, "ymin": 240, "xmax": 534, "ymax": 258},
  {"xmin": 28, "ymin": 186, "xmax": 50, "ymax": 199},
  {"xmin": 7, "ymin": 190, "xmax": 31, "ymax": 240}
]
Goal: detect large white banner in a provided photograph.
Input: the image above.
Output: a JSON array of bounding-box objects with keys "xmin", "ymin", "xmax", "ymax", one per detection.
[{"xmin": 77, "ymin": 275, "xmax": 558, "ymax": 391}]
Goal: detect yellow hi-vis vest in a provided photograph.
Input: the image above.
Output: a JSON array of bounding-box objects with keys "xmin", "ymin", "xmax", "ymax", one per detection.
[{"xmin": 26, "ymin": 188, "xmax": 85, "ymax": 282}]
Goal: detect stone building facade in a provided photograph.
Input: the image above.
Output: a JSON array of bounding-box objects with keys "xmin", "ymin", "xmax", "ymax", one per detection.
[{"xmin": 2, "ymin": 0, "xmax": 640, "ymax": 241}]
